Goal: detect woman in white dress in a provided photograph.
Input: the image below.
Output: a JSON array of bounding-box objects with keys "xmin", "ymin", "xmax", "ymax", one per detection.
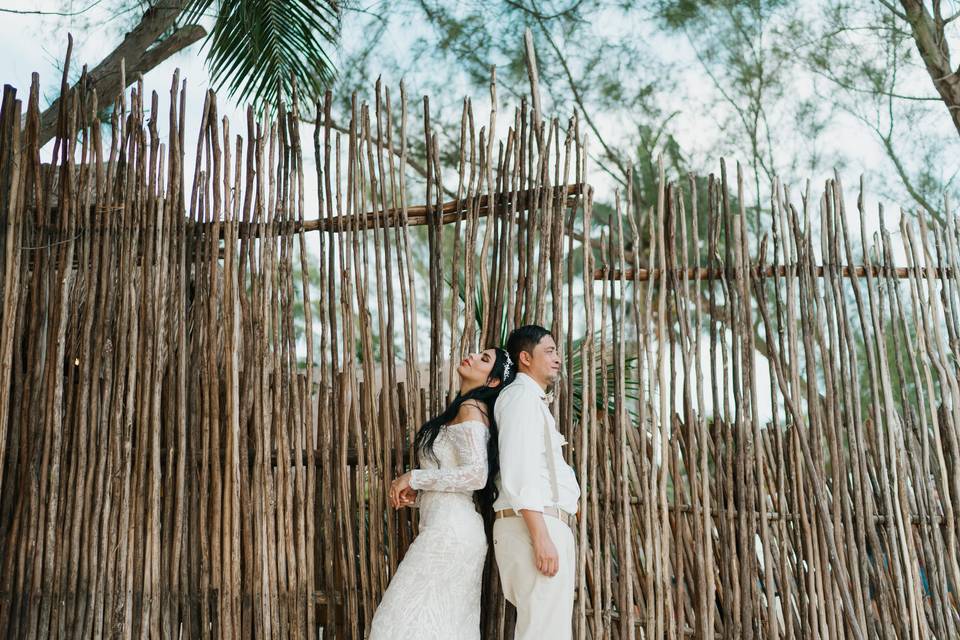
[{"xmin": 369, "ymin": 347, "xmax": 515, "ymax": 640}]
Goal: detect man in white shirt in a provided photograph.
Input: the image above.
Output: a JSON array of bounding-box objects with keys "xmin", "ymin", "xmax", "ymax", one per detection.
[{"xmin": 493, "ymin": 324, "xmax": 581, "ymax": 640}]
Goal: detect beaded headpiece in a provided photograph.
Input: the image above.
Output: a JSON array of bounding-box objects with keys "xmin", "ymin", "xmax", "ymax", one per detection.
[{"xmin": 501, "ymin": 350, "xmax": 513, "ymax": 380}]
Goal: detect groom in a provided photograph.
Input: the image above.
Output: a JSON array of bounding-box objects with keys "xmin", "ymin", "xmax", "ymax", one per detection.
[{"xmin": 493, "ymin": 324, "xmax": 580, "ymax": 639}]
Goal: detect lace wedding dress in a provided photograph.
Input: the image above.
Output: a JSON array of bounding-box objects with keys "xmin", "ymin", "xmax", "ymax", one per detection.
[{"xmin": 368, "ymin": 420, "xmax": 490, "ymax": 640}]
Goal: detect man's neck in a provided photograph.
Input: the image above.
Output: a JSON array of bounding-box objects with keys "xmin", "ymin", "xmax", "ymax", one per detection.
[{"xmin": 519, "ymin": 370, "xmax": 548, "ymax": 391}]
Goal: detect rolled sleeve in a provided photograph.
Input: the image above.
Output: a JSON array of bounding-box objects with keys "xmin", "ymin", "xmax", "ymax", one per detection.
[{"xmin": 495, "ymin": 390, "xmax": 547, "ymax": 513}]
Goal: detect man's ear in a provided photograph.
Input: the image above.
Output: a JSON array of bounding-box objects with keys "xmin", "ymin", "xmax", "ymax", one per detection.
[{"xmin": 518, "ymin": 350, "xmax": 533, "ymax": 368}]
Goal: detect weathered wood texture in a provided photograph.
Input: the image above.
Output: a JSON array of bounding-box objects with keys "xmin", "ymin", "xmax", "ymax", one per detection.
[{"xmin": 1, "ymin": 64, "xmax": 959, "ymax": 640}]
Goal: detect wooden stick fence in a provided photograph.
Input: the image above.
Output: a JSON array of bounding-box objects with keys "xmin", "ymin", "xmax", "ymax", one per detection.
[
  {"xmin": 0, "ymin": 58, "xmax": 958, "ymax": 640},
  {"xmin": 594, "ymin": 265, "xmax": 959, "ymax": 281}
]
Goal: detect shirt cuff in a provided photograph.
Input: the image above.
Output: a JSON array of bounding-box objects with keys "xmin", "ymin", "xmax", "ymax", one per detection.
[
  {"xmin": 506, "ymin": 486, "xmax": 546, "ymax": 513},
  {"xmin": 408, "ymin": 470, "xmax": 424, "ymax": 490}
]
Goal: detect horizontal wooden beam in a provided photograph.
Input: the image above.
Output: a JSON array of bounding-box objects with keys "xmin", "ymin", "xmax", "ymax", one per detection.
[
  {"xmin": 31, "ymin": 183, "xmax": 586, "ymax": 239},
  {"xmin": 594, "ymin": 265, "xmax": 956, "ymax": 281},
  {"xmin": 276, "ymin": 183, "xmax": 583, "ymax": 235}
]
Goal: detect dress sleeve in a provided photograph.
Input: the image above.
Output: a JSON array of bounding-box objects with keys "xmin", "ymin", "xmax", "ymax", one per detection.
[
  {"xmin": 494, "ymin": 390, "xmax": 547, "ymax": 512},
  {"xmin": 408, "ymin": 422, "xmax": 489, "ymax": 492}
]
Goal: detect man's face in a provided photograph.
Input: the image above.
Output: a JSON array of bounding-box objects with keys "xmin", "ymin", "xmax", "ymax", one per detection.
[{"xmin": 522, "ymin": 334, "xmax": 561, "ymax": 385}]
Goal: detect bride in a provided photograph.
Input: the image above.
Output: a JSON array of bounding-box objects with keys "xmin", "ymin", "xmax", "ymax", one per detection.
[{"xmin": 369, "ymin": 347, "xmax": 515, "ymax": 639}]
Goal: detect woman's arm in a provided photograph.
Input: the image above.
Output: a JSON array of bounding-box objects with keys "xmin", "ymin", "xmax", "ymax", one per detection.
[{"xmin": 407, "ymin": 421, "xmax": 488, "ymax": 492}]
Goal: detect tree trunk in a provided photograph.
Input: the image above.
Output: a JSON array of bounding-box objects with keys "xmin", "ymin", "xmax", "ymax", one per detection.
[{"xmin": 898, "ymin": 0, "xmax": 960, "ymax": 138}]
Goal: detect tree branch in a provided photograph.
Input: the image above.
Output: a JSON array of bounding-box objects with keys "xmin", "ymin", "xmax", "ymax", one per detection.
[
  {"xmin": 879, "ymin": 0, "xmax": 909, "ymax": 21},
  {"xmin": 876, "ymin": 124, "xmax": 942, "ymax": 220},
  {"xmin": 895, "ymin": 0, "xmax": 960, "ymax": 137},
  {"xmin": 533, "ymin": 15, "xmax": 630, "ymax": 186},
  {"xmin": 38, "ymin": 0, "xmax": 203, "ymax": 147},
  {"xmin": 0, "ymin": 0, "xmax": 105, "ymax": 17},
  {"xmin": 806, "ymin": 64, "xmax": 944, "ymax": 102},
  {"xmin": 503, "ymin": 0, "xmax": 586, "ymax": 22}
]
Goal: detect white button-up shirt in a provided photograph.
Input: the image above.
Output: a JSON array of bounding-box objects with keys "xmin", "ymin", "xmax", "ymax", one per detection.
[{"xmin": 493, "ymin": 373, "xmax": 581, "ymax": 515}]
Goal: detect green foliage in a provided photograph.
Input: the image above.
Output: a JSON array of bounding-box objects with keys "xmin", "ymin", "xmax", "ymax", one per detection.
[
  {"xmin": 567, "ymin": 331, "xmax": 643, "ymax": 425},
  {"xmin": 184, "ymin": 0, "xmax": 339, "ymax": 109}
]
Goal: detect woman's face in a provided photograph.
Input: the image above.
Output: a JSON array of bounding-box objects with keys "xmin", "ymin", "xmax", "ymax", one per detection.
[{"xmin": 456, "ymin": 348, "xmax": 499, "ymax": 387}]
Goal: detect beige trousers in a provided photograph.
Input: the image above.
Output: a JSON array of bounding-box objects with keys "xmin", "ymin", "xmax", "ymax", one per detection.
[{"xmin": 493, "ymin": 515, "xmax": 576, "ymax": 640}]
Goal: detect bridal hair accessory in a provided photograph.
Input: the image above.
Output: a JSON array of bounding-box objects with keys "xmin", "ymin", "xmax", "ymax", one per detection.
[{"xmin": 502, "ymin": 350, "xmax": 513, "ymax": 380}]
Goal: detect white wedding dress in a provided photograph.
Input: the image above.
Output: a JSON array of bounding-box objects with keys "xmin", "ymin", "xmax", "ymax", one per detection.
[{"xmin": 368, "ymin": 420, "xmax": 490, "ymax": 640}]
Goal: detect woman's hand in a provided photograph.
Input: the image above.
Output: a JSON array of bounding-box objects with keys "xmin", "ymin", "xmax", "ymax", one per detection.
[
  {"xmin": 397, "ymin": 487, "xmax": 417, "ymax": 508},
  {"xmin": 389, "ymin": 472, "xmax": 417, "ymax": 509}
]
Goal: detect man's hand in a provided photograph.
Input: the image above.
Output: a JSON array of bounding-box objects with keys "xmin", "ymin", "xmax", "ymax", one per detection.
[
  {"xmin": 533, "ymin": 531, "xmax": 559, "ymax": 577},
  {"xmin": 520, "ymin": 509, "xmax": 559, "ymax": 576}
]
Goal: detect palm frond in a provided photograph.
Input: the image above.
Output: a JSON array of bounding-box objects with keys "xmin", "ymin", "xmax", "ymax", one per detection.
[
  {"xmin": 567, "ymin": 334, "xmax": 642, "ymax": 424},
  {"xmin": 185, "ymin": 0, "xmax": 339, "ymax": 110}
]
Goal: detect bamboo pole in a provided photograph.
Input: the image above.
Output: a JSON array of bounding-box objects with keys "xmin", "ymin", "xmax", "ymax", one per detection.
[{"xmin": 594, "ymin": 264, "xmax": 960, "ymax": 281}]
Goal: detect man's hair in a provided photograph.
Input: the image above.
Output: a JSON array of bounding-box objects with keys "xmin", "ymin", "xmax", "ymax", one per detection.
[{"xmin": 506, "ymin": 324, "xmax": 552, "ymax": 368}]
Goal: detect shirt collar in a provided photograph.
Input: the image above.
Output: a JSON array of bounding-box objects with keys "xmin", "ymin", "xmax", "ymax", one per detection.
[{"xmin": 515, "ymin": 372, "xmax": 548, "ymax": 399}]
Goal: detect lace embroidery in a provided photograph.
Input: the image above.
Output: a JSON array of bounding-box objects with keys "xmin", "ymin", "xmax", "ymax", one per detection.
[
  {"xmin": 409, "ymin": 420, "xmax": 489, "ymax": 492},
  {"xmin": 368, "ymin": 420, "xmax": 490, "ymax": 639}
]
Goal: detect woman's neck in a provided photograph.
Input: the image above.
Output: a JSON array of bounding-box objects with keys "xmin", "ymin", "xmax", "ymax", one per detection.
[{"xmin": 460, "ymin": 381, "xmax": 481, "ymax": 395}]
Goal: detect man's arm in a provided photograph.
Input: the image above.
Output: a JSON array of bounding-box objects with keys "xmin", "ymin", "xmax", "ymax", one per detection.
[
  {"xmin": 520, "ymin": 510, "xmax": 559, "ymax": 577},
  {"xmin": 497, "ymin": 391, "xmax": 559, "ymax": 577}
]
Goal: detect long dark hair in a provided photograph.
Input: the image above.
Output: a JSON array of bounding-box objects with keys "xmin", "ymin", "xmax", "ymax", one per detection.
[{"xmin": 413, "ymin": 348, "xmax": 515, "ymax": 523}]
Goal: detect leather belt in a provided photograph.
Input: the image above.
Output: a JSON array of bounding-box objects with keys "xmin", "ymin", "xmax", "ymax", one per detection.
[{"xmin": 495, "ymin": 507, "xmax": 576, "ymax": 530}]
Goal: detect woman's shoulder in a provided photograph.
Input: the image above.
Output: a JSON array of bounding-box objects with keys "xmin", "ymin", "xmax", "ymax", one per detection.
[{"xmin": 451, "ymin": 400, "xmax": 490, "ymax": 428}]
